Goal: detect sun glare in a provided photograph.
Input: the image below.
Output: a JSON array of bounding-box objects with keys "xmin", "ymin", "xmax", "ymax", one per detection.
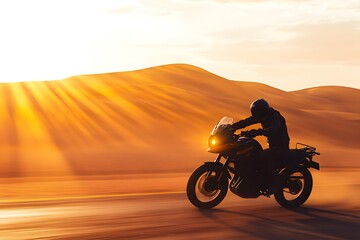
[
  {"xmin": 0, "ymin": 0, "xmax": 358, "ymax": 89},
  {"xmin": 0, "ymin": 0, "xmax": 139, "ymax": 83}
]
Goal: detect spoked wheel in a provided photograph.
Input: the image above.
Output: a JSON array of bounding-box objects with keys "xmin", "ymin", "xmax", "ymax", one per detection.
[
  {"xmin": 274, "ymin": 166, "xmax": 313, "ymax": 208},
  {"xmin": 186, "ymin": 164, "xmax": 228, "ymax": 209}
]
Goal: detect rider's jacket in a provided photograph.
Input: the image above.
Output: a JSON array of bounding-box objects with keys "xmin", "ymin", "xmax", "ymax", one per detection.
[{"xmin": 232, "ymin": 108, "xmax": 290, "ymax": 149}]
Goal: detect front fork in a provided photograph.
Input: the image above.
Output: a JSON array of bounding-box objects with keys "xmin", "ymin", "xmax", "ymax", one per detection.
[{"xmin": 206, "ymin": 154, "xmax": 231, "ymax": 182}]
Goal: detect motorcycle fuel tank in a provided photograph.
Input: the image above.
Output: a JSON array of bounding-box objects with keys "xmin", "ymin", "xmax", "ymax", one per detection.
[{"xmin": 207, "ymin": 137, "xmax": 262, "ymax": 155}]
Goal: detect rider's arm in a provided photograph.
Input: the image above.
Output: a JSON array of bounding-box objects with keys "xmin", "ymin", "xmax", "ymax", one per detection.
[
  {"xmin": 232, "ymin": 116, "xmax": 258, "ymax": 130},
  {"xmin": 258, "ymin": 113, "xmax": 283, "ymax": 137}
]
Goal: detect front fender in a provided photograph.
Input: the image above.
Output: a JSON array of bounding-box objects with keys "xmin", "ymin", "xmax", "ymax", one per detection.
[{"xmin": 203, "ymin": 162, "xmax": 231, "ymax": 180}]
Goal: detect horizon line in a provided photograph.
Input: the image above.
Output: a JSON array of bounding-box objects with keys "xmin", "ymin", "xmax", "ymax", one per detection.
[{"xmin": 0, "ymin": 63, "xmax": 358, "ymax": 92}]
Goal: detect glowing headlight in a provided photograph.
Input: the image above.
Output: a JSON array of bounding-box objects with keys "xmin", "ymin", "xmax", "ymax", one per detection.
[{"xmin": 210, "ymin": 138, "xmax": 217, "ymax": 146}]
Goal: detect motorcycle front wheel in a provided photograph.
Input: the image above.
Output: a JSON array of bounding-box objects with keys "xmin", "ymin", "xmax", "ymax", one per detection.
[
  {"xmin": 274, "ymin": 166, "xmax": 313, "ymax": 208},
  {"xmin": 186, "ymin": 164, "xmax": 228, "ymax": 209}
]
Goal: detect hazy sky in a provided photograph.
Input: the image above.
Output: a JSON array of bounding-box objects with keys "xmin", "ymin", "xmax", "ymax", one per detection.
[{"xmin": 0, "ymin": 0, "xmax": 359, "ymax": 90}]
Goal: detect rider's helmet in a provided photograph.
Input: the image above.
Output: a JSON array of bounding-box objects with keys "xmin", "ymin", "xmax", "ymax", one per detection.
[{"xmin": 250, "ymin": 98, "xmax": 270, "ymax": 121}]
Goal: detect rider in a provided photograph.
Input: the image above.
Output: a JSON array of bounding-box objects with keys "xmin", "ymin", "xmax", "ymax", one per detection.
[{"xmin": 231, "ymin": 98, "xmax": 290, "ymax": 193}]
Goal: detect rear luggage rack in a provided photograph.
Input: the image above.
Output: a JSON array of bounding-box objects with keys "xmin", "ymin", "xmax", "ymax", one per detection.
[
  {"xmin": 296, "ymin": 143, "xmax": 320, "ymax": 170},
  {"xmin": 296, "ymin": 143, "xmax": 320, "ymax": 155},
  {"xmin": 296, "ymin": 143, "xmax": 316, "ymax": 151}
]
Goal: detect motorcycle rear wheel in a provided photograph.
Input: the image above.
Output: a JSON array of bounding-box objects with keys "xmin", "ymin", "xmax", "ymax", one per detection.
[
  {"xmin": 274, "ymin": 166, "xmax": 313, "ymax": 208},
  {"xmin": 187, "ymin": 164, "xmax": 228, "ymax": 209}
]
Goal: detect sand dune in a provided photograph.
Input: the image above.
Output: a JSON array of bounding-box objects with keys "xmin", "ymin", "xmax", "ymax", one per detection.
[{"xmin": 0, "ymin": 64, "xmax": 359, "ymax": 176}]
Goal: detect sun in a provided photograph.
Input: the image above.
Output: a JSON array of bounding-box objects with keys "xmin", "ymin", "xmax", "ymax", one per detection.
[{"xmin": 0, "ymin": 0, "xmax": 139, "ymax": 83}]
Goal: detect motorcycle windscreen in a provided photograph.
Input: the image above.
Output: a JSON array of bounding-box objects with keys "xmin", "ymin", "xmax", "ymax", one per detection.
[{"xmin": 211, "ymin": 117, "xmax": 233, "ymax": 135}]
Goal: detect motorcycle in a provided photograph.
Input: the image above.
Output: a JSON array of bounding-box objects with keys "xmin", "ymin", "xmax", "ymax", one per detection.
[{"xmin": 186, "ymin": 117, "xmax": 320, "ymax": 208}]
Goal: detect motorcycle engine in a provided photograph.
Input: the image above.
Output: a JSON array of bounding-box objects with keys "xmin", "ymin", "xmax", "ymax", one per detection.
[{"xmin": 230, "ymin": 173, "xmax": 261, "ymax": 198}]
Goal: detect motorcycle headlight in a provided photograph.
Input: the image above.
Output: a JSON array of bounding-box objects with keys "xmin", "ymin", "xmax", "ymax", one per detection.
[{"xmin": 209, "ymin": 137, "xmax": 218, "ymax": 147}]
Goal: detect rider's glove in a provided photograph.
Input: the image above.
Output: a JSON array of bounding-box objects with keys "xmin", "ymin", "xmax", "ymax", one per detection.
[{"xmin": 241, "ymin": 129, "xmax": 261, "ymax": 138}]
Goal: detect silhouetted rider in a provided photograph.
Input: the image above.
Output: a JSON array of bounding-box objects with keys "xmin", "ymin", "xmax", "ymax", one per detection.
[{"xmin": 231, "ymin": 98, "xmax": 290, "ymax": 193}]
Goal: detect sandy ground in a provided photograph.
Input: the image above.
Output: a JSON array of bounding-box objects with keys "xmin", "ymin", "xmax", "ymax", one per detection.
[
  {"xmin": 0, "ymin": 169, "xmax": 359, "ymax": 240},
  {"xmin": 0, "ymin": 168, "xmax": 358, "ymax": 204}
]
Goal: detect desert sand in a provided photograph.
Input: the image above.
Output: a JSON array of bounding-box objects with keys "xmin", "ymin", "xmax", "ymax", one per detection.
[
  {"xmin": 0, "ymin": 64, "xmax": 359, "ymax": 239},
  {"xmin": 0, "ymin": 170, "xmax": 358, "ymax": 239},
  {"xmin": 0, "ymin": 64, "xmax": 358, "ymax": 176}
]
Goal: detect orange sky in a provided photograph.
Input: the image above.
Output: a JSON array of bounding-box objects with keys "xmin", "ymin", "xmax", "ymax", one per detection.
[{"xmin": 0, "ymin": 0, "xmax": 359, "ymax": 90}]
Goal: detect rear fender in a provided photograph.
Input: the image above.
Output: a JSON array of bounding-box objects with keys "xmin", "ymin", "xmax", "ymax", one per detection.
[
  {"xmin": 297, "ymin": 156, "xmax": 320, "ymax": 170},
  {"xmin": 203, "ymin": 162, "xmax": 231, "ymax": 180},
  {"xmin": 306, "ymin": 160, "xmax": 320, "ymax": 170}
]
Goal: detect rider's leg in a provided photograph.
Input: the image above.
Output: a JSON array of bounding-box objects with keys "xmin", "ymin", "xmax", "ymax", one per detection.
[{"xmin": 261, "ymin": 147, "xmax": 287, "ymax": 194}]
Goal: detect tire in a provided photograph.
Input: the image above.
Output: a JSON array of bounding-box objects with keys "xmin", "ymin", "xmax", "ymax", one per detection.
[
  {"xmin": 274, "ymin": 166, "xmax": 313, "ymax": 208},
  {"xmin": 186, "ymin": 164, "xmax": 228, "ymax": 209}
]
